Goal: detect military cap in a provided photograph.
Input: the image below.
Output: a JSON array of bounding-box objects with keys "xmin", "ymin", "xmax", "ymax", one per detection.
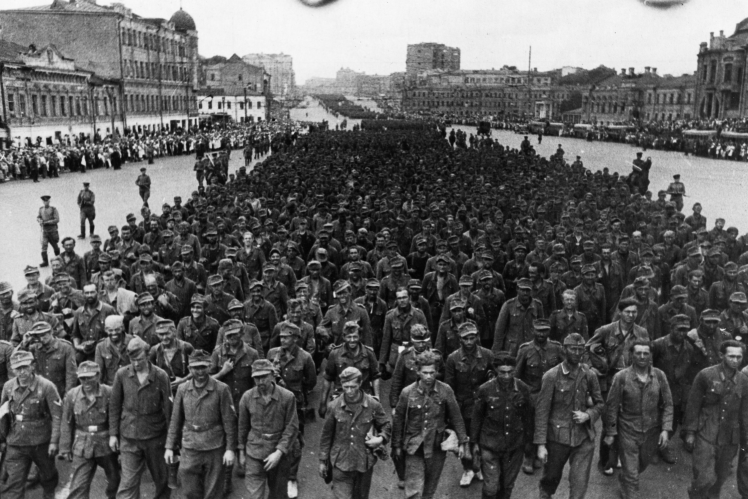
[
  {"xmin": 343, "ymin": 321, "xmax": 360, "ymax": 334},
  {"xmin": 348, "ymin": 261, "xmax": 363, "ymax": 272},
  {"xmin": 563, "ymin": 333, "xmax": 586, "ymax": 346},
  {"xmin": 582, "ymin": 240, "xmax": 595, "ymax": 248},
  {"xmin": 75, "ymin": 360, "xmax": 100, "ymax": 378},
  {"xmin": 307, "ymin": 260, "xmax": 322, "ymax": 269},
  {"xmin": 203, "ymin": 226, "xmax": 218, "ymax": 236},
  {"xmin": 167, "ymin": 260, "xmax": 183, "ymax": 272},
  {"xmin": 127, "ymin": 336, "xmax": 150, "ymax": 356},
  {"xmin": 295, "ymin": 282, "xmax": 309, "ymax": 291},
  {"xmin": 333, "ymin": 280, "xmax": 351, "ymax": 294},
  {"xmin": 190, "ymin": 294, "xmax": 205, "ymax": 306},
  {"xmin": 533, "ymin": 319, "xmax": 551, "ymax": 331},
  {"xmin": 136, "ymin": 292, "xmax": 154, "ymax": 305},
  {"xmin": 17, "ymin": 289, "xmax": 37, "ymax": 302},
  {"xmin": 725, "ymin": 261, "xmax": 738, "ymax": 271},
  {"xmin": 248, "ymin": 280, "xmax": 263, "ymax": 290},
  {"xmin": 227, "ymin": 299, "xmax": 243, "ymax": 311},
  {"xmin": 90, "ymin": 234, "xmax": 102, "ymax": 243},
  {"xmin": 0, "ymin": 281, "xmax": 12, "ymax": 294},
  {"xmin": 669, "ymin": 314, "xmax": 691, "ymax": 326},
  {"xmin": 633, "ymin": 276, "xmax": 650, "ymax": 288},
  {"xmin": 553, "ymin": 243, "xmax": 565, "ymax": 254},
  {"xmin": 687, "ymin": 246, "xmax": 702, "ymax": 257},
  {"xmin": 262, "ymin": 263, "xmax": 276, "ymax": 273},
  {"xmin": 340, "ymin": 366, "xmax": 362, "ymax": 383},
  {"xmin": 640, "ymin": 247, "xmax": 654, "ymax": 257},
  {"xmin": 181, "ymin": 244, "xmax": 194, "ymax": 254},
  {"xmin": 108, "ymin": 225, "xmax": 119, "ymax": 233},
  {"xmin": 53, "ymin": 273, "xmax": 71, "ymax": 284},
  {"xmin": 674, "ymin": 322, "xmax": 691, "ymax": 331},
  {"xmin": 29, "ymin": 321, "xmax": 52, "ymax": 336},
  {"xmin": 415, "ymin": 237, "xmax": 428, "ymax": 246},
  {"xmin": 10, "ymin": 350, "xmax": 34, "ymax": 369},
  {"xmin": 105, "ymin": 315, "xmax": 124, "ymax": 329},
  {"xmin": 481, "ymin": 250, "xmax": 494, "ymax": 260},
  {"xmin": 708, "ymin": 248, "xmax": 722, "ymax": 257},
  {"xmin": 188, "ymin": 350, "xmax": 212, "ymax": 367},
  {"xmin": 23, "ymin": 265, "xmax": 40, "ymax": 276},
  {"xmin": 435, "ymin": 254, "xmax": 450, "ymax": 264},
  {"xmin": 97, "ymin": 252, "xmax": 112, "ymax": 264},
  {"xmin": 390, "ymin": 258, "xmax": 405, "ymax": 269},
  {"xmin": 581, "ymin": 265, "xmax": 596, "ymax": 275},
  {"xmin": 407, "ymin": 279, "xmax": 422, "ymax": 290},
  {"xmin": 155, "ymin": 319, "xmax": 176, "ymax": 332},
  {"xmin": 207, "ymin": 275, "xmax": 224, "ymax": 287},
  {"xmin": 570, "ymin": 255, "xmax": 582, "ymax": 264},
  {"xmin": 477, "ymin": 269, "xmax": 493, "ymax": 282},
  {"xmin": 280, "ymin": 322, "xmax": 301, "ymax": 337},
  {"xmin": 249, "ymin": 221, "xmax": 261, "ymax": 231},
  {"xmin": 365, "ymin": 278, "xmax": 381, "ymax": 289},
  {"xmin": 410, "ymin": 323, "xmax": 430, "ymax": 340},
  {"xmin": 40, "ymin": 195, "xmax": 51, "ymax": 201},
  {"xmin": 450, "ymin": 298, "xmax": 467, "ymax": 310},
  {"xmin": 222, "ymin": 319, "xmax": 243, "ymax": 336},
  {"xmin": 459, "ymin": 274, "xmax": 473, "ymax": 286},
  {"xmin": 447, "ymin": 235, "xmax": 460, "ymax": 245},
  {"xmin": 139, "ymin": 253, "xmax": 153, "ymax": 263},
  {"xmin": 514, "ymin": 244, "xmax": 527, "ymax": 252},
  {"xmin": 126, "ymin": 213, "xmax": 137, "ymax": 222},
  {"xmin": 695, "ymin": 227, "xmax": 708, "ymax": 235},
  {"xmin": 516, "ymin": 277, "xmax": 532, "ymax": 290},
  {"xmin": 217, "ymin": 259, "xmax": 233, "ymax": 271},
  {"xmin": 731, "ymin": 292, "xmax": 748, "ymax": 304},
  {"xmin": 670, "ymin": 285, "xmax": 688, "ymax": 298},
  {"xmin": 436, "ymin": 239, "xmax": 448, "ymax": 249},
  {"xmin": 701, "ymin": 309, "xmax": 721, "ymax": 321},
  {"xmin": 688, "ymin": 269, "xmax": 704, "ymax": 279},
  {"xmin": 251, "ymin": 358, "xmax": 275, "ymax": 377},
  {"xmin": 224, "ymin": 245, "xmax": 239, "ymax": 256},
  {"xmin": 458, "ymin": 321, "xmax": 479, "ymax": 337}
]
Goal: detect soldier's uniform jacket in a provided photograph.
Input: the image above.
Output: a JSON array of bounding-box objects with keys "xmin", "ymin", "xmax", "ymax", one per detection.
[
  {"xmin": 71, "ymin": 301, "xmax": 117, "ymax": 344},
  {"xmin": 0, "ymin": 303, "xmax": 21, "ymax": 342},
  {"xmin": 574, "ymin": 282, "xmax": 607, "ymax": 331},
  {"xmin": 222, "ymin": 275, "xmax": 245, "ymax": 302},
  {"xmin": 492, "ymin": 297, "xmax": 545, "ymax": 358},
  {"xmin": 269, "ymin": 320, "xmax": 315, "ymax": 354},
  {"xmin": 11, "ymin": 311, "xmax": 63, "ymax": 346},
  {"xmin": 128, "ymin": 313, "xmax": 163, "ymax": 346},
  {"xmin": 158, "ymin": 243, "xmax": 181, "ymax": 269},
  {"xmin": 684, "ymin": 363, "xmax": 748, "ymax": 445},
  {"xmin": 165, "ymin": 277, "xmax": 198, "ymax": 319},
  {"xmin": 533, "ymin": 362, "xmax": 604, "ymax": 447},
  {"xmin": 210, "ymin": 342, "xmax": 260, "ymax": 408},
  {"xmin": 0, "ymin": 374, "xmax": 62, "ymax": 446},
  {"xmin": 355, "ymin": 296, "xmax": 388, "ymax": 354},
  {"xmin": 445, "ymin": 346, "xmax": 495, "ymax": 413},
  {"xmin": 109, "ymin": 363, "xmax": 172, "ymax": 441},
  {"xmin": 471, "ymin": 378, "xmax": 532, "ymax": 452},
  {"xmin": 319, "ymin": 302, "xmax": 373, "ymax": 348},
  {"xmin": 392, "ymin": 380, "xmax": 468, "ymax": 458},
  {"xmin": 441, "ymin": 292, "xmax": 487, "ymax": 335},
  {"xmin": 183, "ymin": 261, "xmax": 208, "ymax": 292},
  {"xmin": 128, "ymin": 271, "xmax": 165, "ymax": 296},
  {"xmin": 473, "ymin": 288, "xmax": 506, "ymax": 340},
  {"xmin": 237, "ymin": 383, "xmax": 299, "ymax": 459},
  {"xmin": 379, "ymin": 272, "xmax": 410, "ymax": 308},
  {"xmin": 587, "ymin": 321, "xmax": 650, "ymax": 391},
  {"xmin": 653, "ymin": 335, "xmax": 696, "ymax": 409},
  {"xmin": 421, "ymin": 271, "xmax": 459, "ymax": 309},
  {"xmin": 203, "ymin": 290, "xmax": 234, "ymax": 327},
  {"xmin": 262, "ymin": 280, "xmax": 288, "ymax": 318},
  {"xmin": 177, "ymin": 315, "xmax": 220, "ymax": 353},
  {"xmin": 149, "ymin": 340, "xmax": 194, "ymax": 383},
  {"xmin": 62, "ymin": 252, "xmax": 88, "ymax": 290},
  {"xmin": 380, "ymin": 306, "xmax": 428, "ymax": 368},
  {"xmin": 267, "ymin": 344, "xmax": 316, "ymax": 403},
  {"xmin": 687, "ymin": 286, "xmax": 710, "ymax": 317},
  {"xmin": 166, "ymin": 378, "xmax": 237, "ymax": 452},
  {"xmin": 95, "ymin": 335, "xmax": 132, "ymax": 386},
  {"xmin": 389, "ymin": 347, "xmax": 444, "ymax": 408},
  {"xmin": 0, "ymin": 340, "xmax": 13, "ymax": 392},
  {"xmin": 299, "ymin": 276, "xmax": 333, "ymax": 311},
  {"xmin": 709, "ymin": 279, "xmax": 747, "ymax": 312},
  {"xmin": 215, "ymin": 321, "xmax": 264, "ymax": 358},
  {"xmin": 604, "ymin": 366, "xmax": 674, "ymax": 437},
  {"xmin": 60, "ymin": 383, "xmax": 113, "ymax": 458},
  {"xmin": 515, "ymin": 339, "xmax": 564, "ymax": 394},
  {"xmin": 434, "ymin": 319, "xmax": 463, "ymax": 359},
  {"xmin": 718, "ymin": 310, "xmax": 748, "ymax": 338},
  {"xmin": 238, "ymin": 247, "xmax": 266, "ymax": 281},
  {"xmin": 549, "ymin": 310, "xmax": 588, "ymax": 343},
  {"xmin": 658, "ymin": 303, "xmax": 698, "ymax": 339},
  {"xmin": 686, "ymin": 327, "xmax": 733, "ymax": 374},
  {"xmin": 324, "ymin": 344, "xmax": 380, "ymax": 394},
  {"xmin": 22, "ymin": 337, "xmax": 77, "ymax": 398},
  {"xmin": 243, "ymin": 299, "xmax": 279, "ymax": 340},
  {"xmin": 319, "ymin": 392, "xmax": 392, "ymax": 473}
]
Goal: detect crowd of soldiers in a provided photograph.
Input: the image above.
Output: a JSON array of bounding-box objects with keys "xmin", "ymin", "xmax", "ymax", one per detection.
[{"xmin": 0, "ymin": 123, "xmax": 748, "ymax": 499}]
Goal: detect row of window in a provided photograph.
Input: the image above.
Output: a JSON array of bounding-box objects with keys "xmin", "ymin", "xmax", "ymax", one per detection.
[
  {"xmin": 407, "ymin": 100, "xmax": 530, "ymax": 109},
  {"xmin": 122, "ymin": 27, "xmax": 187, "ymax": 58},
  {"xmin": 410, "ymin": 90, "xmax": 567, "ymax": 100},
  {"xmin": 6, "ymin": 92, "xmax": 115, "ymax": 119},
  {"xmin": 646, "ymin": 92, "xmax": 693, "ymax": 105},
  {"xmin": 124, "ymin": 94, "xmax": 190, "ymax": 114},
  {"xmin": 701, "ymin": 60, "xmax": 744, "ymax": 86},
  {"xmin": 125, "ymin": 59, "xmax": 189, "ymax": 82},
  {"xmin": 198, "ymin": 100, "xmax": 262, "ymax": 110}
]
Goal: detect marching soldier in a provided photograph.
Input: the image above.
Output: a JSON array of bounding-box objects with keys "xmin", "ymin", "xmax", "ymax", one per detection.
[
  {"xmin": 94, "ymin": 315, "xmax": 132, "ymax": 386},
  {"xmin": 380, "ymin": 287, "xmax": 428, "ymax": 373},
  {"xmin": 210, "ymin": 320, "xmax": 261, "ymax": 412},
  {"xmin": 77, "ymin": 182, "xmax": 96, "ymax": 239},
  {"xmin": 135, "ymin": 167, "xmax": 151, "ymax": 207},
  {"xmin": 0, "ymin": 350, "xmax": 62, "ymax": 499},
  {"xmin": 38, "ymin": 194, "xmax": 61, "ymax": 267},
  {"xmin": 667, "ymin": 174, "xmax": 686, "ymax": 212},
  {"xmin": 243, "ymin": 280, "xmax": 279, "ymax": 354},
  {"xmin": 17, "ymin": 320, "xmax": 77, "ymax": 400},
  {"xmin": 71, "ymin": 283, "xmax": 117, "ymax": 362},
  {"xmin": 59, "ymin": 361, "xmax": 120, "ymax": 499},
  {"xmin": 177, "ymin": 294, "xmax": 220, "ymax": 354},
  {"xmin": 149, "ymin": 318, "xmax": 194, "ymax": 393}
]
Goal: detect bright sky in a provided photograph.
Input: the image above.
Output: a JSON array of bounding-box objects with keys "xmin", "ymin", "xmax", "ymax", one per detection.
[{"xmin": 3, "ymin": 0, "xmax": 746, "ymax": 83}]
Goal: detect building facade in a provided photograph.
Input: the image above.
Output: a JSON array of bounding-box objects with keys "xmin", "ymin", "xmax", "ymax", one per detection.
[
  {"xmin": 0, "ymin": 40, "xmax": 119, "ymax": 144},
  {"xmin": 196, "ymin": 89, "xmax": 266, "ymax": 123},
  {"xmin": 0, "ymin": 0, "xmax": 200, "ymax": 134},
  {"xmin": 406, "ymin": 43, "xmax": 460, "ymax": 80},
  {"xmin": 694, "ymin": 20, "xmax": 748, "ymax": 119},
  {"xmin": 202, "ymin": 54, "xmax": 268, "ymax": 95},
  {"xmin": 242, "ymin": 53, "xmax": 295, "ymax": 97}
]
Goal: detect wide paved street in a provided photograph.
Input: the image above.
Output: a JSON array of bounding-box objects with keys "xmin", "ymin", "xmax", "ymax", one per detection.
[{"xmin": 1, "ymin": 115, "xmax": 746, "ymax": 498}]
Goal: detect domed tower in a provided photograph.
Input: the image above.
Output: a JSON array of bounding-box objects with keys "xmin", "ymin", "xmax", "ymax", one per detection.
[
  {"xmin": 169, "ymin": 8, "xmax": 196, "ymax": 32},
  {"xmin": 169, "ymin": 8, "xmax": 199, "ymax": 89}
]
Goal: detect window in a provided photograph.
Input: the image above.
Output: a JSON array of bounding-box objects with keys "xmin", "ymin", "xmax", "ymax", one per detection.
[
  {"xmin": 103, "ymin": 97, "xmax": 109, "ymax": 116},
  {"xmin": 724, "ymin": 63, "xmax": 733, "ymax": 84},
  {"xmin": 238, "ymin": 74, "xmax": 243, "ymax": 81},
  {"xmin": 647, "ymin": 94, "xmax": 652, "ymax": 104},
  {"xmin": 709, "ymin": 61, "xmax": 717, "ymax": 84},
  {"xmin": 50, "ymin": 96, "xmax": 57, "ymax": 117},
  {"xmin": 207, "ymin": 101, "xmax": 212, "ymax": 110},
  {"xmin": 82, "ymin": 97, "xmax": 88, "ymax": 115},
  {"xmin": 40, "ymin": 95, "xmax": 47, "ymax": 116},
  {"xmin": 60, "ymin": 96, "xmax": 66, "ymax": 116},
  {"xmin": 19, "ymin": 94, "xmax": 26, "ymax": 116},
  {"xmin": 227, "ymin": 101, "xmax": 231, "ymax": 109},
  {"xmin": 7, "ymin": 93, "xmax": 15, "ymax": 117},
  {"xmin": 246, "ymin": 101, "xmax": 252, "ymax": 109},
  {"xmin": 76, "ymin": 97, "xmax": 81, "ymax": 115},
  {"xmin": 217, "ymin": 101, "xmax": 222, "ymax": 110},
  {"xmin": 210, "ymin": 73, "xmax": 215, "ymax": 81},
  {"xmin": 69, "ymin": 96, "xmax": 74, "ymax": 116},
  {"xmin": 257, "ymin": 101, "xmax": 261, "ymax": 108}
]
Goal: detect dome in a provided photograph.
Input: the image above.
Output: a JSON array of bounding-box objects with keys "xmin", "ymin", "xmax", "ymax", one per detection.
[{"xmin": 170, "ymin": 9, "xmax": 196, "ymax": 32}]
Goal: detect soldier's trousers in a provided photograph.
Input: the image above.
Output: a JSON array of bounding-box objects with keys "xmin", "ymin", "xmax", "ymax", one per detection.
[
  {"xmin": 244, "ymin": 453, "xmax": 290, "ymax": 499},
  {"xmin": 118, "ymin": 435, "xmax": 170, "ymax": 499},
  {"xmin": 41, "ymin": 229, "xmax": 60, "ymax": 255},
  {"xmin": 179, "ymin": 447, "xmax": 225, "ymax": 499},
  {"xmin": 80, "ymin": 207, "xmax": 96, "ymax": 236},
  {"xmin": 736, "ymin": 446, "xmax": 748, "ymax": 498},
  {"xmin": 618, "ymin": 427, "xmax": 659, "ymax": 499},
  {"xmin": 538, "ymin": 439, "xmax": 594, "ymax": 499},
  {"xmin": 480, "ymin": 447, "xmax": 523, "ymax": 499},
  {"xmin": 404, "ymin": 446, "xmax": 447, "ymax": 499},
  {"xmin": 68, "ymin": 453, "xmax": 120, "ymax": 499},
  {"xmin": 331, "ymin": 466, "xmax": 374, "ymax": 499},
  {"xmin": 0, "ymin": 443, "xmax": 59, "ymax": 499},
  {"xmin": 688, "ymin": 439, "xmax": 737, "ymax": 499}
]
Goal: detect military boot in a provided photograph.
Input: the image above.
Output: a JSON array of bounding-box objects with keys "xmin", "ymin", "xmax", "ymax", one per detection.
[{"xmin": 40, "ymin": 252, "xmax": 49, "ymax": 268}]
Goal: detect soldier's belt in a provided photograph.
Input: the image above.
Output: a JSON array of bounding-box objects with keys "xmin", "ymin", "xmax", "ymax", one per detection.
[
  {"xmin": 76, "ymin": 424, "xmax": 108, "ymax": 433},
  {"xmin": 15, "ymin": 415, "xmax": 42, "ymax": 422},
  {"xmin": 187, "ymin": 423, "xmax": 221, "ymax": 433}
]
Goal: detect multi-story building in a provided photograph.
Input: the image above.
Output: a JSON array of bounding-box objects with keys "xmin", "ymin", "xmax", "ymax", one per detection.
[
  {"xmin": 196, "ymin": 89, "xmax": 266, "ymax": 124},
  {"xmin": 0, "ymin": 40, "xmax": 119, "ymax": 144},
  {"xmin": 242, "ymin": 53, "xmax": 295, "ymax": 97},
  {"xmin": 202, "ymin": 54, "xmax": 269, "ymax": 95},
  {"xmin": 0, "ymin": 0, "xmax": 200, "ymax": 134},
  {"xmin": 694, "ymin": 20, "xmax": 748, "ymax": 119},
  {"xmin": 406, "ymin": 43, "xmax": 460, "ymax": 80}
]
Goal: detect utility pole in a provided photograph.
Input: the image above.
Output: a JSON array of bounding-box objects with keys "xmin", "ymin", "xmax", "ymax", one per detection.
[{"xmin": 527, "ymin": 46, "xmax": 532, "ymax": 120}]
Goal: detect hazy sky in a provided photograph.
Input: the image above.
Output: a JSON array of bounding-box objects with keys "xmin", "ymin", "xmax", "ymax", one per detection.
[{"xmin": 3, "ymin": 0, "xmax": 746, "ymax": 83}]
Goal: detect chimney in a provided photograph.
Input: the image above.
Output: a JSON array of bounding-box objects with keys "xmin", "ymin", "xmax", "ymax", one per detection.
[
  {"xmin": 534, "ymin": 67, "xmax": 537, "ymax": 72},
  {"xmin": 645, "ymin": 67, "xmax": 651, "ymax": 74},
  {"xmin": 720, "ymin": 30, "xmax": 724, "ymax": 37},
  {"xmin": 628, "ymin": 67, "xmax": 635, "ymax": 76},
  {"xmin": 652, "ymin": 68, "xmax": 657, "ymax": 75},
  {"xmin": 621, "ymin": 68, "xmax": 626, "ymax": 75},
  {"xmin": 710, "ymin": 32, "xmax": 714, "ymax": 39}
]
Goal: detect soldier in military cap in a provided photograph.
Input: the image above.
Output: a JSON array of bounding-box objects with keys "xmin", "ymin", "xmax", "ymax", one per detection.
[
  {"xmin": 666, "ymin": 174, "xmax": 686, "ymax": 212},
  {"xmin": 380, "ymin": 257, "xmax": 410, "ymax": 308},
  {"xmin": 11, "ymin": 288, "xmax": 62, "ymax": 346},
  {"xmin": 318, "ymin": 279, "xmax": 373, "ymax": 354},
  {"xmin": 180, "ymin": 244, "xmax": 208, "ymax": 293},
  {"xmin": 574, "ymin": 264, "xmax": 606, "ymax": 334},
  {"xmin": 210, "ymin": 319, "xmax": 261, "ymax": 412},
  {"xmin": 658, "ymin": 284, "xmax": 698, "ymax": 340},
  {"xmin": 128, "ymin": 292, "xmax": 163, "ymax": 346},
  {"xmin": 562, "ymin": 255, "xmax": 584, "ymax": 291},
  {"xmin": 202, "ymin": 274, "xmax": 233, "ymax": 327},
  {"xmin": 345, "ymin": 261, "xmax": 367, "ymax": 300},
  {"xmin": 299, "ymin": 259, "xmax": 332, "ymax": 313},
  {"xmin": 149, "ymin": 318, "xmax": 194, "ymax": 393},
  {"xmin": 95, "ymin": 315, "xmax": 132, "ymax": 385},
  {"xmin": 135, "ymin": 167, "xmax": 151, "ymax": 207},
  {"xmin": 109, "ymin": 335, "xmax": 172, "ymax": 499},
  {"xmin": 444, "ymin": 320, "xmax": 494, "ymax": 487},
  {"xmin": 37, "ymin": 194, "xmax": 61, "ymax": 267},
  {"xmin": 237, "ymin": 358, "xmax": 299, "ymax": 499},
  {"xmin": 177, "ymin": 294, "xmax": 220, "ymax": 354},
  {"xmin": 688, "ymin": 308, "xmax": 733, "ymax": 373},
  {"xmin": 320, "ymin": 321, "xmax": 380, "ymax": 418},
  {"xmin": 215, "ymin": 302, "xmax": 264, "ymax": 356},
  {"xmin": 269, "ymin": 298, "xmax": 314, "ymax": 354},
  {"xmin": 435, "ymin": 298, "xmax": 470, "ymax": 359},
  {"xmin": 164, "ymin": 260, "xmax": 198, "ymax": 319},
  {"xmin": 71, "ymin": 283, "xmax": 117, "ymax": 363},
  {"xmin": 318, "ymin": 366, "xmax": 391, "ymax": 499},
  {"xmin": 165, "ymin": 349, "xmax": 237, "ymax": 499},
  {"xmin": 709, "ymin": 261, "xmax": 745, "ymax": 312},
  {"xmin": 686, "ymin": 269, "xmax": 709, "ymax": 316},
  {"xmin": 84, "ymin": 234, "xmax": 104, "ymax": 281},
  {"xmin": 216, "ymin": 258, "xmax": 243, "ymax": 302},
  {"xmin": 17, "ymin": 320, "xmax": 77, "ymax": 399},
  {"xmin": 261, "ymin": 262, "xmax": 289, "ymax": 319},
  {"xmin": 422, "ymin": 253, "xmax": 459, "ymax": 331},
  {"xmin": 492, "ymin": 277, "xmax": 544, "ymax": 357},
  {"xmin": 267, "ymin": 321, "xmax": 316, "ymax": 498},
  {"xmin": 59, "ymin": 361, "xmax": 120, "ymax": 499},
  {"xmin": 243, "ymin": 279, "xmax": 279, "ymax": 354},
  {"xmin": 718, "ymin": 291, "xmax": 748, "ymax": 338},
  {"xmin": 503, "ymin": 243, "xmax": 528, "ymax": 299},
  {"xmin": 0, "ymin": 280, "xmax": 19, "ymax": 343},
  {"xmin": 0, "ymin": 350, "xmax": 62, "ymax": 499},
  {"xmin": 380, "ymin": 287, "xmax": 429, "ymax": 372},
  {"xmin": 515, "ymin": 318, "xmax": 563, "ymax": 474},
  {"xmin": 471, "ymin": 352, "xmax": 532, "ymax": 499},
  {"xmin": 441, "ymin": 274, "xmax": 486, "ymax": 334},
  {"xmin": 77, "ymin": 181, "xmax": 96, "ymax": 239}
]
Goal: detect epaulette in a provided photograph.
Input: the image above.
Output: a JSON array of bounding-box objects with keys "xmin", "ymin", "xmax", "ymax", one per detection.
[
  {"xmin": 330, "ymin": 343, "xmax": 344, "ymax": 350},
  {"xmin": 355, "ymin": 302, "xmax": 366, "ymax": 309},
  {"xmin": 364, "ymin": 344, "xmax": 375, "ymax": 353},
  {"xmin": 438, "ymin": 319, "xmax": 451, "ymax": 327},
  {"xmin": 548, "ymin": 339, "xmax": 562, "ymax": 347},
  {"xmin": 517, "ymin": 340, "xmax": 533, "ymax": 351},
  {"xmin": 10, "ymin": 310, "xmax": 21, "ymax": 320}
]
